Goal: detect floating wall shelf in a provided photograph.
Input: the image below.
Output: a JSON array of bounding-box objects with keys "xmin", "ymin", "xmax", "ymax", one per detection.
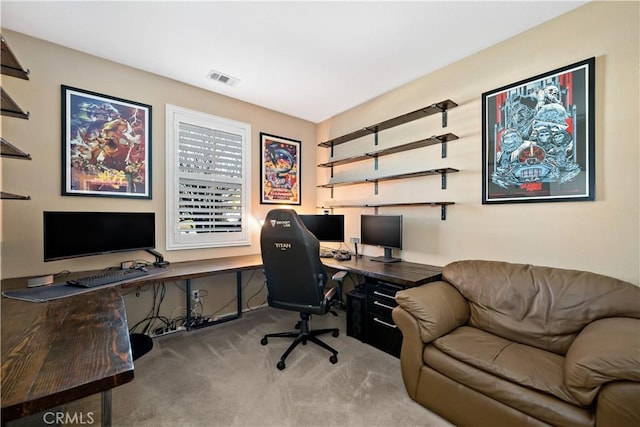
[
  {"xmin": 1, "ymin": 137, "xmax": 31, "ymax": 160},
  {"xmin": 322, "ymin": 201, "xmax": 455, "ymax": 220},
  {"xmin": 1, "ymin": 35, "xmax": 30, "ymax": 80}
]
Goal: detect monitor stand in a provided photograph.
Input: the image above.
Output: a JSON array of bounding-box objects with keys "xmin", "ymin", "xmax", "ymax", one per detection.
[
  {"xmin": 370, "ymin": 247, "xmax": 401, "ymax": 263},
  {"xmin": 146, "ymin": 249, "xmax": 170, "ymax": 268}
]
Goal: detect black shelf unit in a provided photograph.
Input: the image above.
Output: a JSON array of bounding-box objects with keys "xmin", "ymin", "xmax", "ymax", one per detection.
[
  {"xmin": 1, "ymin": 35, "xmax": 31, "ymax": 201},
  {"xmin": 317, "ymin": 99, "xmax": 459, "ymax": 220}
]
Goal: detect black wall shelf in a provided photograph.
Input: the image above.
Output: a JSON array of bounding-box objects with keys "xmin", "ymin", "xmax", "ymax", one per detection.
[
  {"xmin": 319, "ymin": 168, "xmax": 459, "ymax": 190},
  {"xmin": 1, "ymin": 137, "xmax": 31, "ymax": 160},
  {"xmin": 1, "ymin": 88, "xmax": 29, "ymax": 119},
  {"xmin": 318, "ymin": 133, "xmax": 458, "ymax": 169},
  {"xmin": 1, "ymin": 35, "xmax": 30, "ymax": 80},
  {"xmin": 322, "ymin": 202, "xmax": 455, "ymax": 220},
  {"xmin": 1, "ymin": 191, "xmax": 31, "ymax": 201},
  {"xmin": 318, "ymin": 100, "xmax": 457, "ymax": 149}
]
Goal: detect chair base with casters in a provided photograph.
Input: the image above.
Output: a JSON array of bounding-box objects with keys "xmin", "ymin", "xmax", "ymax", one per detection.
[{"xmin": 261, "ymin": 312, "xmax": 339, "ymax": 370}]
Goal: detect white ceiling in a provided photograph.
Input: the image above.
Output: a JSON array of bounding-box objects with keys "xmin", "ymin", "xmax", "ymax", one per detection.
[{"xmin": 1, "ymin": 1, "xmax": 588, "ymax": 123}]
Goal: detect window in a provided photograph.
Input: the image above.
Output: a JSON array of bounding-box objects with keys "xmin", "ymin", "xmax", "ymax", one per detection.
[{"xmin": 166, "ymin": 105, "xmax": 251, "ymax": 249}]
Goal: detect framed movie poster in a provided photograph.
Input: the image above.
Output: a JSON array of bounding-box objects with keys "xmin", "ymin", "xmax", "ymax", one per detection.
[
  {"xmin": 481, "ymin": 57, "xmax": 595, "ymax": 204},
  {"xmin": 62, "ymin": 85, "xmax": 152, "ymax": 198},
  {"xmin": 260, "ymin": 132, "xmax": 301, "ymax": 205}
]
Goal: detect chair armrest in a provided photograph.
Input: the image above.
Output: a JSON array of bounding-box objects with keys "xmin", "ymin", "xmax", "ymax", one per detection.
[
  {"xmin": 565, "ymin": 317, "xmax": 640, "ymax": 406},
  {"xmin": 394, "ymin": 281, "xmax": 469, "ymax": 344}
]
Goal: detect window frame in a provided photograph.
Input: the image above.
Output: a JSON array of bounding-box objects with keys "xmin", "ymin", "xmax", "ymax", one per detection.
[{"xmin": 165, "ymin": 104, "xmax": 252, "ymax": 250}]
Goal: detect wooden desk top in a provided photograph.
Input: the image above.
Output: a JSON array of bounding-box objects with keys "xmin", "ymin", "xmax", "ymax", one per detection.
[
  {"xmin": 1, "ymin": 287, "xmax": 133, "ymax": 422},
  {"xmin": 322, "ymin": 256, "xmax": 442, "ymax": 287}
]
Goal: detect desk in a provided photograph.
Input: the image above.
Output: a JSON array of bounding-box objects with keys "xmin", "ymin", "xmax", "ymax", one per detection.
[
  {"xmin": 0, "ymin": 287, "xmax": 133, "ymax": 426},
  {"xmin": 1, "ymin": 253, "xmax": 438, "ymax": 424},
  {"xmin": 322, "ymin": 256, "xmax": 442, "ymax": 288}
]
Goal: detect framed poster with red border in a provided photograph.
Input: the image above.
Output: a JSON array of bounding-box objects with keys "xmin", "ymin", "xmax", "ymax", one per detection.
[{"xmin": 481, "ymin": 57, "xmax": 595, "ymax": 204}]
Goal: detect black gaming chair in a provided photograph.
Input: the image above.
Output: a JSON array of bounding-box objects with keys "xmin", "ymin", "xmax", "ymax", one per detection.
[{"xmin": 260, "ymin": 209, "xmax": 344, "ymax": 370}]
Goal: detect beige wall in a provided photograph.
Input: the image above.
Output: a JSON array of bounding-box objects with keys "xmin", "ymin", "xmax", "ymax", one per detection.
[{"xmin": 317, "ymin": 1, "xmax": 639, "ymax": 285}]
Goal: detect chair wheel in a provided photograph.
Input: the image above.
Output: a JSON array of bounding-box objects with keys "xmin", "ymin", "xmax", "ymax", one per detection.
[
  {"xmin": 332, "ymin": 330, "xmax": 339, "ymax": 337},
  {"xmin": 277, "ymin": 360, "xmax": 286, "ymax": 370},
  {"xmin": 261, "ymin": 337, "xmax": 268, "ymax": 345},
  {"xmin": 329, "ymin": 355, "xmax": 338, "ymax": 364}
]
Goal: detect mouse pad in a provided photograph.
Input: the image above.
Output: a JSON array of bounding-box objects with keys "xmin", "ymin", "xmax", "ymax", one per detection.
[{"xmin": 2, "ymin": 269, "xmax": 166, "ymax": 303}]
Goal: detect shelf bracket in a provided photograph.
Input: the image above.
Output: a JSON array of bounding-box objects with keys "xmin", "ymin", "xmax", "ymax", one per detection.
[
  {"xmin": 330, "ymin": 187, "xmax": 334, "ymax": 199},
  {"xmin": 374, "ymin": 181, "xmax": 379, "ymax": 195},
  {"xmin": 441, "ymin": 205, "xmax": 447, "ymax": 221},
  {"xmin": 440, "ymin": 170, "xmax": 447, "ymax": 190},
  {"xmin": 442, "ymin": 109, "xmax": 448, "ymax": 128},
  {"xmin": 374, "ymin": 157, "xmax": 379, "ymax": 171},
  {"xmin": 441, "ymin": 139, "xmax": 447, "ymax": 159},
  {"xmin": 374, "ymin": 129, "xmax": 379, "ymax": 146},
  {"xmin": 330, "ymin": 143, "xmax": 334, "ymax": 158},
  {"xmin": 330, "ymin": 165, "xmax": 334, "ymax": 179}
]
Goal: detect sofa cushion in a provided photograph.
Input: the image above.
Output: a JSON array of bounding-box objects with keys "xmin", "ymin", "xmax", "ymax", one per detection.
[
  {"xmin": 431, "ymin": 326, "xmax": 580, "ymax": 406},
  {"xmin": 443, "ymin": 260, "xmax": 640, "ymax": 355},
  {"xmin": 423, "ymin": 338, "xmax": 593, "ymax": 427}
]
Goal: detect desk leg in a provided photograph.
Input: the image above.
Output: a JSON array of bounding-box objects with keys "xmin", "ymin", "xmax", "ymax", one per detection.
[
  {"xmin": 236, "ymin": 271, "xmax": 243, "ymax": 319},
  {"xmin": 185, "ymin": 278, "xmax": 192, "ymax": 331},
  {"xmin": 101, "ymin": 389, "xmax": 112, "ymax": 427}
]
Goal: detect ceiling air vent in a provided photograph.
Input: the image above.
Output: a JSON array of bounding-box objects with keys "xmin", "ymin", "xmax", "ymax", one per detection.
[{"xmin": 207, "ymin": 69, "xmax": 240, "ymax": 87}]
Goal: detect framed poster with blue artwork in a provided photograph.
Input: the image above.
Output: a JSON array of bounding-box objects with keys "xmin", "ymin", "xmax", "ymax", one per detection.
[
  {"xmin": 260, "ymin": 132, "xmax": 301, "ymax": 205},
  {"xmin": 481, "ymin": 57, "xmax": 595, "ymax": 204}
]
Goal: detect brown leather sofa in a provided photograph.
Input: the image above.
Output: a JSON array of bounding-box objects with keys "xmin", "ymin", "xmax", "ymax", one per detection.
[{"xmin": 392, "ymin": 260, "xmax": 640, "ymax": 427}]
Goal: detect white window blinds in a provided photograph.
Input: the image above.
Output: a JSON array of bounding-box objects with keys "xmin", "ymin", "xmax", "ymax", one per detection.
[{"xmin": 166, "ymin": 105, "xmax": 251, "ymax": 249}]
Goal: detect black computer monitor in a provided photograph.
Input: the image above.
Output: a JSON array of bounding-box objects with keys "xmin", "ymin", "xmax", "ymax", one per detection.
[
  {"xmin": 43, "ymin": 211, "xmax": 157, "ymax": 262},
  {"xmin": 360, "ymin": 214, "xmax": 403, "ymax": 263},
  {"xmin": 299, "ymin": 214, "xmax": 345, "ymax": 242}
]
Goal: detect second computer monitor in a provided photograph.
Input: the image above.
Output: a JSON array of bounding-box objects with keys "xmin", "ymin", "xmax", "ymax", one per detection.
[
  {"xmin": 360, "ymin": 214, "xmax": 403, "ymax": 263},
  {"xmin": 299, "ymin": 214, "xmax": 345, "ymax": 242}
]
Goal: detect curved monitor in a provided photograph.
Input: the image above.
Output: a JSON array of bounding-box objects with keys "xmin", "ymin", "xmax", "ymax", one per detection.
[
  {"xmin": 360, "ymin": 214, "xmax": 403, "ymax": 263},
  {"xmin": 44, "ymin": 211, "xmax": 156, "ymax": 262},
  {"xmin": 299, "ymin": 214, "xmax": 345, "ymax": 242}
]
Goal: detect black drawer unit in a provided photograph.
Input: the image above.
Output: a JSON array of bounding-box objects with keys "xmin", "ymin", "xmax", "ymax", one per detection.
[{"xmin": 365, "ymin": 280, "xmax": 405, "ymax": 357}]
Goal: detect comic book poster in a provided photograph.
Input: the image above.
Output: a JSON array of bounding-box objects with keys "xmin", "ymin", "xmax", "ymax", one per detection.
[
  {"xmin": 62, "ymin": 86, "xmax": 151, "ymax": 198},
  {"xmin": 260, "ymin": 132, "xmax": 301, "ymax": 205},
  {"xmin": 482, "ymin": 58, "xmax": 595, "ymax": 204}
]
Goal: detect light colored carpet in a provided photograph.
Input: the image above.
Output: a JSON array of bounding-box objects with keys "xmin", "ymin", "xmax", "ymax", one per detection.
[{"xmin": 112, "ymin": 307, "xmax": 452, "ymax": 427}]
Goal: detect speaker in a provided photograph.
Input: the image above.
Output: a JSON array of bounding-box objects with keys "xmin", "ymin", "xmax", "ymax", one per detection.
[{"xmin": 346, "ymin": 289, "xmax": 366, "ymax": 342}]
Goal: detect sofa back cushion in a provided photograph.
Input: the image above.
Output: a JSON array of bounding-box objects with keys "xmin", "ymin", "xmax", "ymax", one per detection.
[{"xmin": 443, "ymin": 260, "xmax": 640, "ymax": 355}]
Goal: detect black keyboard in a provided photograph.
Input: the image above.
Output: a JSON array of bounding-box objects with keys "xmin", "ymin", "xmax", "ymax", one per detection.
[{"xmin": 67, "ymin": 268, "xmax": 149, "ymax": 288}]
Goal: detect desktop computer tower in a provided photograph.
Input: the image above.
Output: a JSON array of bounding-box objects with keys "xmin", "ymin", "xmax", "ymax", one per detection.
[{"xmin": 346, "ymin": 289, "xmax": 366, "ymax": 342}]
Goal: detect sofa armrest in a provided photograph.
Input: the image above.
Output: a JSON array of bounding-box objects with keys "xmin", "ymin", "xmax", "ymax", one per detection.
[
  {"xmin": 565, "ymin": 317, "xmax": 640, "ymax": 406},
  {"xmin": 394, "ymin": 281, "xmax": 469, "ymax": 343}
]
